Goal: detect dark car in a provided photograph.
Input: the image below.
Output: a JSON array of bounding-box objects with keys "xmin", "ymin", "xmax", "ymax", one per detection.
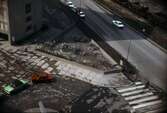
[{"xmin": 2, "ymin": 79, "xmax": 29, "ymax": 95}]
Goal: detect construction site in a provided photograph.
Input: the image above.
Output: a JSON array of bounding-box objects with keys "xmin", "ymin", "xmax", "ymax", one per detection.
[
  {"xmin": 0, "ymin": 1, "xmax": 131, "ymax": 112},
  {"xmin": 0, "ymin": 0, "xmax": 167, "ymax": 113},
  {"xmin": 0, "ymin": 42, "xmax": 130, "ymax": 113}
]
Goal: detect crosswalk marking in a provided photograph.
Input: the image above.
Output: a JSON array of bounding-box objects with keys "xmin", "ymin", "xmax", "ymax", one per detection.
[
  {"xmin": 129, "ymin": 96, "xmax": 159, "ymax": 105},
  {"xmin": 132, "ymin": 100, "xmax": 162, "ymax": 109},
  {"xmin": 135, "ymin": 81, "xmax": 142, "ymax": 85},
  {"xmin": 121, "ymin": 89, "xmax": 150, "ymax": 96},
  {"xmin": 116, "ymin": 81, "xmax": 165, "ymax": 113},
  {"xmin": 118, "ymin": 85, "xmax": 145, "ymax": 93},
  {"xmin": 125, "ymin": 92, "xmax": 153, "ymax": 100}
]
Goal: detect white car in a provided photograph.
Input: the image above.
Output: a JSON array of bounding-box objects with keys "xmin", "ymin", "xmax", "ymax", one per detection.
[
  {"xmin": 66, "ymin": 1, "xmax": 74, "ymax": 8},
  {"xmin": 78, "ymin": 11, "xmax": 85, "ymax": 19},
  {"xmin": 112, "ymin": 20, "xmax": 124, "ymax": 28}
]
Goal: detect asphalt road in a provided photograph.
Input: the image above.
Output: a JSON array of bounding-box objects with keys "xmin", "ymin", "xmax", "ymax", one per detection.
[{"xmin": 67, "ymin": 0, "xmax": 167, "ymax": 91}]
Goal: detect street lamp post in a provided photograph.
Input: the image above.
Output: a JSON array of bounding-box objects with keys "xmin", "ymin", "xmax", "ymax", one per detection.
[{"xmin": 127, "ymin": 40, "xmax": 132, "ymax": 62}]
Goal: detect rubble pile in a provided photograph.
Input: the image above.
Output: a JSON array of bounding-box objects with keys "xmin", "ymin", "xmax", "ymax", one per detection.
[
  {"xmin": 36, "ymin": 36, "xmax": 113, "ymax": 71},
  {"xmin": 0, "ymin": 49, "xmax": 31, "ymax": 86}
]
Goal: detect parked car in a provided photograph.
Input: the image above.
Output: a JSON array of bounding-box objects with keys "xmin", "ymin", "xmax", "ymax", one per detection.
[
  {"xmin": 112, "ymin": 20, "xmax": 124, "ymax": 28},
  {"xmin": 2, "ymin": 79, "xmax": 29, "ymax": 95}
]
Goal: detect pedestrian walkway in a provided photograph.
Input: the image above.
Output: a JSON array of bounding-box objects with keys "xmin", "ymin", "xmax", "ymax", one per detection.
[{"xmin": 116, "ymin": 81, "xmax": 166, "ymax": 113}]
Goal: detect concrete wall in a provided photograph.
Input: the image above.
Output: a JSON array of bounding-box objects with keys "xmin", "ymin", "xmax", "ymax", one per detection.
[{"xmin": 7, "ymin": 0, "xmax": 42, "ymax": 44}]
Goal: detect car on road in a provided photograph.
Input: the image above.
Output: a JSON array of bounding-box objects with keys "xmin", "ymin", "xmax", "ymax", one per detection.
[
  {"xmin": 77, "ymin": 10, "xmax": 86, "ymax": 19},
  {"xmin": 70, "ymin": 6, "xmax": 86, "ymax": 19},
  {"xmin": 66, "ymin": 1, "xmax": 75, "ymax": 8},
  {"xmin": 2, "ymin": 79, "xmax": 29, "ymax": 95},
  {"xmin": 112, "ymin": 20, "xmax": 124, "ymax": 28}
]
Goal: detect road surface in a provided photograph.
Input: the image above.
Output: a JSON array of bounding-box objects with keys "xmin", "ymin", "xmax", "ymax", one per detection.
[{"xmin": 68, "ymin": 0, "xmax": 167, "ymax": 91}]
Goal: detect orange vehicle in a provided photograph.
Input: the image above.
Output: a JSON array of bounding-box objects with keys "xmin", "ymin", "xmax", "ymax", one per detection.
[{"xmin": 31, "ymin": 71, "xmax": 53, "ymax": 83}]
